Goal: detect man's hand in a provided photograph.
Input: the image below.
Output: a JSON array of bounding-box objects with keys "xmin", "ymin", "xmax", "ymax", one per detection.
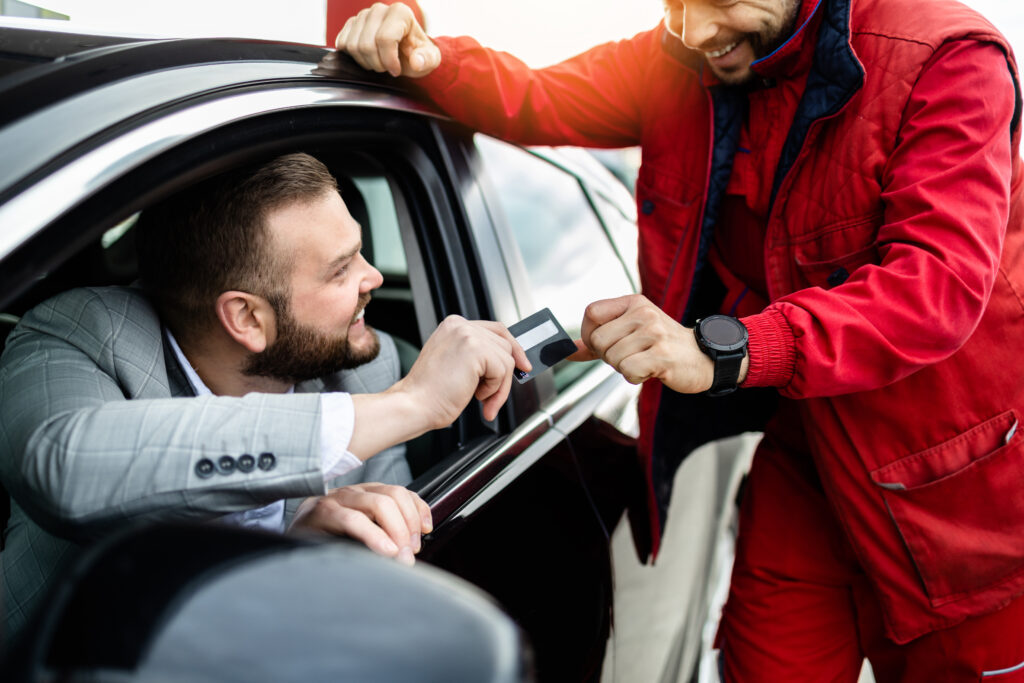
[
  {"xmin": 335, "ymin": 2, "xmax": 441, "ymax": 78},
  {"xmin": 348, "ymin": 316, "xmax": 529, "ymax": 459},
  {"xmin": 569, "ymin": 294, "xmax": 743, "ymax": 394},
  {"xmin": 288, "ymin": 483, "xmax": 432, "ymax": 567},
  {"xmin": 400, "ymin": 316, "xmax": 530, "ymax": 427}
]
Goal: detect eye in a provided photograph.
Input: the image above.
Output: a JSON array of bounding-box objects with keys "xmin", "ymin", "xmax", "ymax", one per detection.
[{"xmin": 333, "ymin": 264, "xmax": 349, "ymax": 279}]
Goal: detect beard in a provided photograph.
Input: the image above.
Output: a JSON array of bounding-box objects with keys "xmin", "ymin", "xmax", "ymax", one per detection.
[
  {"xmin": 749, "ymin": 3, "xmax": 801, "ymax": 62},
  {"xmin": 712, "ymin": 0, "xmax": 802, "ymax": 85},
  {"xmin": 242, "ymin": 292, "xmax": 380, "ymax": 384}
]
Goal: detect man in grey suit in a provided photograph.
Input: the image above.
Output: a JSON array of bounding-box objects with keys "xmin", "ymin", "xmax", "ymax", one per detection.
[{"xmin": 0, "ymin": 153, "xmax": 528, "ymax": 636}]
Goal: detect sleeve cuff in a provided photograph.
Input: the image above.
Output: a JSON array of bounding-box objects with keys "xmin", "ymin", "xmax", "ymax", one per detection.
[
  {"xmin": 411, "ymin": 36, "xmax": 462, "ymax": 92},
  {"xmin": 319, "ymin": 393, "xmax": 362, "ymax": 481},
  {"xmin": 739, "ymin": 308, "xmax": 797, "ymax": 388}
]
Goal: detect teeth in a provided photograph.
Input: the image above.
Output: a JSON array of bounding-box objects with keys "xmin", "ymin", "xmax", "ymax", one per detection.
[
  {"xmin": 354, "ymin": 309, "xmax": 365, "ymax": 322},
  {"xmin": 707, "ymin": 42, "xmax": 737, "ymax": 58}
]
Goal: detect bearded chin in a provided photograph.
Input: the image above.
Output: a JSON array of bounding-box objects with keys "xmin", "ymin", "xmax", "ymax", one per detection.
[{"xmin": 243, "ymin": 317, "xmax": 381, "ymax": 384}]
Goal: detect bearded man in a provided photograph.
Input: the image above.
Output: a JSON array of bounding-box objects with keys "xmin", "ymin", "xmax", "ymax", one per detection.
[
  {"xmin": 0, "ymin": 152, "xmax": 528, "ymax": 637},
  {"xmin": 339, "ymin": 0, "xmax": 1024, "ymax": 679}
]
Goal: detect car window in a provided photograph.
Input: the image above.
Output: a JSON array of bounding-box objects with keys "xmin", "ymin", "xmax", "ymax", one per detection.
[
  {"xmin": 352, "ymin": 175, "xmax": 407, "ymax": 278},
  {"xmin": 474, "ymin": 135, "xmax": 636, "ymax": 389},
  {"xmin": 590, "ymin": 192, "xmax": 640, "ymax": 293}
]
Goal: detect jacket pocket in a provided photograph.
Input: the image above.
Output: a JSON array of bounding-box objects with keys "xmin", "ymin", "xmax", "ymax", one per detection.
[
  {"xmin": 871, "ymin": 410, "xmax": 1023, "ymax": 606},
  {"xmin": 635, "ymin": 171, "xmax": 701, "ymax": 308},
  {"xmin": 791, "ymin": 213, "xmax": 881, "ymax": 289},
  {"xmin": 982, "ymin": 660, "xmax": 1024, "ymax": 681}
]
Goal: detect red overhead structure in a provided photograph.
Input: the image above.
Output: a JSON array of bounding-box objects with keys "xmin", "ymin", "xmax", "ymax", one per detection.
[{"xmin": 325, "ymin": 0, "xmax": 426, "ymax": 46}]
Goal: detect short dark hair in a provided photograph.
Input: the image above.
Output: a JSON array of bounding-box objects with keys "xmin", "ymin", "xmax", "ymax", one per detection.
[{"xmin": 136, "ymin": 153, "xmax": 339, "ymax": 344}]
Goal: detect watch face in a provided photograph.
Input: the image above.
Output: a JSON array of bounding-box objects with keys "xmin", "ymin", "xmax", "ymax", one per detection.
[{"xmin": 702, "ymin": 316, "xmax": 745, "ymax": 346}]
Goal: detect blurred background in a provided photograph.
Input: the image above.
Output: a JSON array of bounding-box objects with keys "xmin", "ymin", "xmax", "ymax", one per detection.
[{"xmin": 1, "ymin": 0, "xmax": 1020, "ymax": 69}]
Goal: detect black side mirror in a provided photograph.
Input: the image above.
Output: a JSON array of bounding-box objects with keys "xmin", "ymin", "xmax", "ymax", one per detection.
[{"xmin": 4, "ymin": 523, "xmax": 531, "ymax": 682}]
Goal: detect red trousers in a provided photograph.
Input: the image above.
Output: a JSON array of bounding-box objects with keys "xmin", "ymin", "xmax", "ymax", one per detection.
[{"xmin": 716, "ymin": 430, "xmax": 1024, "ymax": 682}]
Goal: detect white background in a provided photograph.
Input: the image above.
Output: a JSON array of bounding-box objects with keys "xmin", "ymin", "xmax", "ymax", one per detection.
[{"xmin": 21, "ymin": 1, "xmax": 1024, "ymax": 68}]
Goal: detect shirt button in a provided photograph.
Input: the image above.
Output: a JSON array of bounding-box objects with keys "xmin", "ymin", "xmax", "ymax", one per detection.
[
  {"xmin": 195, "ymin": 458, "xmax": 215, "ymax": 479},
  {"xmin": 217, "ymin": 455, "xmax": 236, "ymax": 475},
  {"xmin": 641, "ymin": 199, "xmax": 655, "ymax": 215},
  {"xmin": 258, "ymin": 452, "xmax": 276, "ymax": 471},
  {"xmin": 237, "ymin": 454, "xmax": 255, "ymax": 473}
]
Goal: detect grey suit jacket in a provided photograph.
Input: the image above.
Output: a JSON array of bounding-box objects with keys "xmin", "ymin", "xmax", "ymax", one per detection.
[{"xmin": 0, "ymin": 286, "xmax": 410, "ymax": 635}]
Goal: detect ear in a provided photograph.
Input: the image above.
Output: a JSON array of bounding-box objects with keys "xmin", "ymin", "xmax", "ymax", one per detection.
[{"xmin": 214, "ymin": 291, "xmax": 276, "ymax": 353}]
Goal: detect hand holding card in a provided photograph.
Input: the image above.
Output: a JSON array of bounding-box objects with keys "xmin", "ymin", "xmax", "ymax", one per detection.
[{"xmin": 508, "ymin": 308, "xmax": 578, "ymax": 383}]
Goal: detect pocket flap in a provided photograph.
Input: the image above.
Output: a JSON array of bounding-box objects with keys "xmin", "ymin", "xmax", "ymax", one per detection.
[{"xmin": 871, "ymin": 410, "xmax": 1017, "ymax": 490}]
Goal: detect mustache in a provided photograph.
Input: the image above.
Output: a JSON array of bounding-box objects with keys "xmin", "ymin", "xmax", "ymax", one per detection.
[{"xmin": 353, "ymin": 292, "xmax": 371, "ymax": 321}]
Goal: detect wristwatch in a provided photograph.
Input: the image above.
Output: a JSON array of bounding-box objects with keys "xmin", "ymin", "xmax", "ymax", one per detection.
[{"xmin": 694, "ymin": 315, "xmax": 748, "ymax": 397}]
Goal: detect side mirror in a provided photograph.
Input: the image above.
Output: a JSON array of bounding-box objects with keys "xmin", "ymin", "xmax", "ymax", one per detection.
[{"xmin": 4, "ymin": 523, "xmax": 531, "ymax": 682}]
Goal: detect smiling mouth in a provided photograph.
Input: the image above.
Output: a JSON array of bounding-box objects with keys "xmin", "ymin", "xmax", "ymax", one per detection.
[
  {"xmin": 353, "ymin": 308, "xmax": 365, "ymax": 323},
  {"xmin": 706, "ymin": 41, "xmax": 739, "ymax": 59}
]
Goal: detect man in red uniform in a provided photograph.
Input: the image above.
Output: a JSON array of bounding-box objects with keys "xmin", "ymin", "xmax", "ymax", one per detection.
[{"xmin": 338, "ymin": 1, "xmax": 1024, "ymax": 679}]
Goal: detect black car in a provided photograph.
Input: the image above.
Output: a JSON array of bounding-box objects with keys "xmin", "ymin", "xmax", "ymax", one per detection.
[{"xmin": 0, "ymin": 18, "xmax": 748, "ymax": 682}]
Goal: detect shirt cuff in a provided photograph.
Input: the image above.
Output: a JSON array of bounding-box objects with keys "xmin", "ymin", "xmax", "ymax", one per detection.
[
  {"xmin": 319, "ymin": 393, "xmax": 362, "ymax": 481},
  {"xmin": 739, "ymin": 308, "xmax": 797, "ymax": 388}
]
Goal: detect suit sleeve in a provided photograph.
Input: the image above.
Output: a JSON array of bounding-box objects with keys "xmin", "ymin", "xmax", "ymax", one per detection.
[
  {"xmin": 741, "ymin": 40, "xmax": 1018, "ymax": 397},
  {"xmin": 411, "ymin": 29, "xmax": 660, "ymax": 147},
  {"xmin": 0, "ymin": 289, "xmax": 325, "ymax": 540}
]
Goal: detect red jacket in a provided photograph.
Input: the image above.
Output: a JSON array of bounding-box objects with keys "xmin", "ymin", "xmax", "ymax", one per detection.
[{"xmin": 416, "ymin": 0, "xmax": 1024, "ymax": 642}]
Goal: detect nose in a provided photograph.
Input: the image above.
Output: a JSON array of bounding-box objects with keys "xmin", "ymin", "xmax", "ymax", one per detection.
[
  {"xmin": 681, "ymin": 3, "xmax": 720, "ymax": 51},
  {"xmin": 361, "ymin": 254, "xmax": 384, "ymax": 292}
]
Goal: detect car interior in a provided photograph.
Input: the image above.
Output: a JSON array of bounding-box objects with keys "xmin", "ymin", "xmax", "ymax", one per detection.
[{"xmin": 0, "ymin": 126, "xmax": 502, "ymax": 546}]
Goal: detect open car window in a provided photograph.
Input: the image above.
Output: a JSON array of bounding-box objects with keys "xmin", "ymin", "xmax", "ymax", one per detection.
[{"xmin": 0, "ymin": 105, "xmax": 513, "ymax": 497}]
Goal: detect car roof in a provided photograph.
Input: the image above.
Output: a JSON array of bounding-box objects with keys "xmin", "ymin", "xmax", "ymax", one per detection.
[{"xmin": 0, "ymin": 21, "xmax": 400, "ymax": 130}]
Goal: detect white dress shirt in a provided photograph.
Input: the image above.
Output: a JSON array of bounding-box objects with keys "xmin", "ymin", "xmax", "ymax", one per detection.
[{"xmin": 166, "ymin": 330, "xmax": 362, "ymax": 532}]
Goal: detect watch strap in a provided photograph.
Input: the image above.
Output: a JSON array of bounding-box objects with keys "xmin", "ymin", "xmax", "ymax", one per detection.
[{"xmin": 707, "ymin": 349, "xmax": 744, "ymax": 396}]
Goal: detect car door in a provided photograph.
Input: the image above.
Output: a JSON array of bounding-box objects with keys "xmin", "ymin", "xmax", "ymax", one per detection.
[{"xmin": 0, "ymin": 38, "xmax": 632, "ymax": 681}]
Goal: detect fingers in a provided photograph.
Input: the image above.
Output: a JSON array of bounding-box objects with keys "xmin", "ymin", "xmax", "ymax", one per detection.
[
  {"xmin": 462, "ymin": 320, "xmax": 523, "ymax": 422},
  {"xmin": 582, "ymin": 295, "xmax": 635, "ymax": 332},
  {"xmin": 405, "ymin": 317, "xmax": 525, "ymax": 427},
  {"xmin": 290, "ymin": 485, "xmax": 431, "ymax": 567},
  {"xmin": 476, "ymin": 353, "xmax": 514, "ymax": 422},
  {"xmin": 334, "ymin": 2, "xmax": 438, "ymax": 78},
  {"xmin": 290, "ymin": 494, "xmax": 401, "ymax": 556},
  {"xmin": 363, "ymin": 483, "xmax": 426, "ymax": 551},
  {"xmin": 413, "ymin": 491, "xmax": 433, "ymax": 534},
  {"xmin": 474, "ymin": 319, "xmax": 531, "ymax": 375}
]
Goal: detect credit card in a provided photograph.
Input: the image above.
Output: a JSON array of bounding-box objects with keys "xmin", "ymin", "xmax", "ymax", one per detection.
[{"xmin": 508, "ymin": 308, "xmax": 577, "ymax": 384}]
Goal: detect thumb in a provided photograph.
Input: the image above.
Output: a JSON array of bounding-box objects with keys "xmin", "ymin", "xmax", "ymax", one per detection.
[
  {"xmin": 584, "ymin": 296, "xmax": 634, "ymax": 327},
  {"xmin": 567, "ymin": 338, "xmax": 598, "ymax": 362},
  {"xmin": 406, "ymin": 43, "xmax": 441, "ymax": 76}
]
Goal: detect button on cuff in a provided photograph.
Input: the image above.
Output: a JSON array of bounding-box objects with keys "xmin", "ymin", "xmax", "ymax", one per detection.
[
  {"xmin": 195, "ymin": 458, "xmax": 215, "ymax": 479},
  {"xmin": 257, "ymin": 452, "xmax": 276, "ymax": 471}
]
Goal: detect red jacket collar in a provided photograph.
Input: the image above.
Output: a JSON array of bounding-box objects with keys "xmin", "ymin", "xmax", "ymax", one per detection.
[
  {"xmin": 660, "ymin": 0, "xmax": 826, "ymax": 86},
  {"xmin": 751, "ymin": 0, "xmax": 824, "ymax": 79}
]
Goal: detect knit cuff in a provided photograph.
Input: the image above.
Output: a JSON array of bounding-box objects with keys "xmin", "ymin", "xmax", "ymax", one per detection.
[{"xmin": 739, "ymin": 308, "xmax": 796, "ymax": 388}]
